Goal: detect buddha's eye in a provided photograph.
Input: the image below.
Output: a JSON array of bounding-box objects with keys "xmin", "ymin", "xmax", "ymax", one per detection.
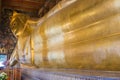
[{"xmin": 11, "ymin": 21, "xmax": 16, "ymax": 29}]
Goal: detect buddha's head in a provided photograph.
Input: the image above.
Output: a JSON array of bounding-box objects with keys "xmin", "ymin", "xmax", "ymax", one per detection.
[{"xmin": 10, "ymin": 12, "xmax": 29, "ymax": 37}]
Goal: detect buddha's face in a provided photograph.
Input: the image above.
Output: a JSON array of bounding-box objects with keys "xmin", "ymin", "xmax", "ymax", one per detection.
[{"xmin": 10, "ymin": 12, "xmax": 29, "ymax": 37}]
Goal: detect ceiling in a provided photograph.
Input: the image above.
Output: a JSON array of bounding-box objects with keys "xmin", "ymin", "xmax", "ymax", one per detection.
[
  {"xmin": 2, "ymin": 0, "xmax": 45, "ymax": 13},
  {"xmin": 2, "ymin": 0, "xmax": 61, "ymax": 17}
]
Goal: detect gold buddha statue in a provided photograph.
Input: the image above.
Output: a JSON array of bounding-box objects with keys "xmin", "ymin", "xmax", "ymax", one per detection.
[{"xmin": 9, "ymin": 0, "xmax": 120, "ymax": 71}]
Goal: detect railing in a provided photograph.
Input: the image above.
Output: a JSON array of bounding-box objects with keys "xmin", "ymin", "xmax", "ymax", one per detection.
[{"xmin": 21, "ymin": 68, "xmax": 120, "ymax": 80}]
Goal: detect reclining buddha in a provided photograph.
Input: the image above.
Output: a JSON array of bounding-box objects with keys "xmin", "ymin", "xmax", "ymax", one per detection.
[{"xmin": 9, "ymin": 0, "xmax": 120, "ymax": 71}]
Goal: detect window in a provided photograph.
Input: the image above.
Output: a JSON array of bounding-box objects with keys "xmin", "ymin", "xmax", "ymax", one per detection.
[{"xmin": 0, "ymin": 55, "xmax": 7, "ymax": 68}]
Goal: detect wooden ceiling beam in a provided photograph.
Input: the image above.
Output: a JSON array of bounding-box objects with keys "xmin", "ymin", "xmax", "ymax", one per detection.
[
  {"xmin": 3, "ymin": 2, "xmax": 43, "ymax": 9},
  {"xmin": 3, "ymin": 3, "xmax": 41, "ymax": 10},
  {"xmin": 3, "ymin": 5, "xmax": 38, "ymax": 12},
  {"xmin": 2, "ymin": 0, "xmax": 44, "ymax": 5}
]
